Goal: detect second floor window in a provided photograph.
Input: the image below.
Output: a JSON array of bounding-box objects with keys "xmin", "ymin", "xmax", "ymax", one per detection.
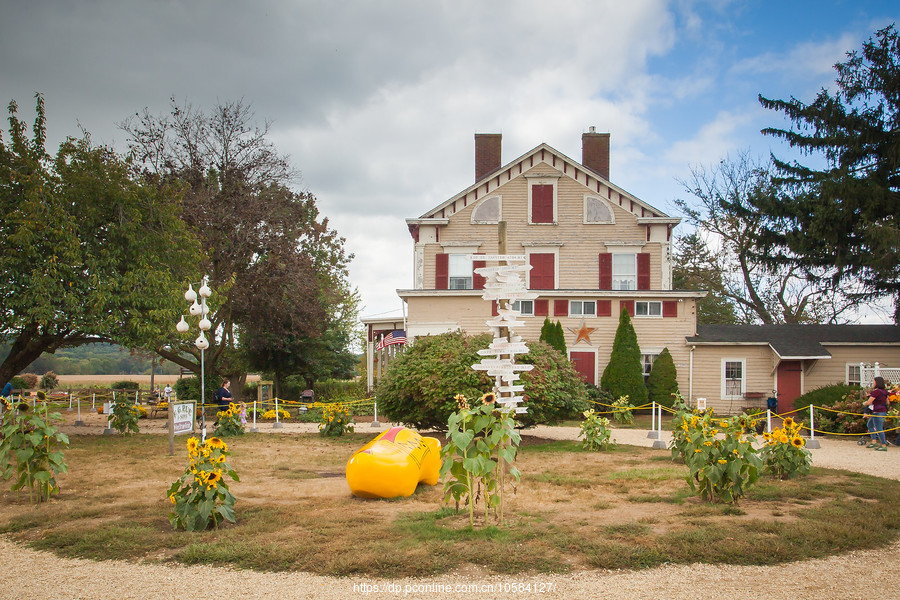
[
  {"xmin": 635, "ymin": 301, "xmax": 662, "ymax": 317},
  {"xmin": 511, "ymin": 300, "xmax": 534, "ymax": 316},
  {"xmin": 612, "ymin": 254, "xmax": 636, "ymax": 290},
  {"xmin": 448, "ymin": 254, "xmax": 473, "ymax": 289}
]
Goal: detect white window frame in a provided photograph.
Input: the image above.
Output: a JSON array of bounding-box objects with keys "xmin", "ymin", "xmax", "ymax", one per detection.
[
  {"xmin": 611, "ymin": 253, "xmax": 637, "ymax": 291},
  {"xmin": 583, "ymin": 195, "xmax": 615, "ymax": 225},
  {"xmin": 569, "ymin": 300, "xmax": 597, "ymax": 318},
  {"xmin": 635, "ymin": 301, "xmax": 662, "ymax": 318},
  {"xmin": 846, "ymin": 363, "xmax": 862, "ymax": 386},
  {"xmin": 448, "ymin": 254, "xmax": 473, "ymax": 290},
  {"xmin": 642, "ymin": 352, "xmax": 661, "ymax": 383},
  {"xmin": 722, "ymin": 359, "xmax": 746, "ymax": 399},
  {"xmin": 527, "ymin": 177, "xmax": 559, "ymax": 225},
  {"xmin": 511, "ymin": 300, "xmax": 534, "ymax": 316}
]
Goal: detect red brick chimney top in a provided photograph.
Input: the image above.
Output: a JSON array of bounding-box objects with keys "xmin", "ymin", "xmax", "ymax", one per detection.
[
  {"xmin": 582, "ymin": 127, "xmax": 610, "ymax": 180},
  {"xmin": 475, "ymin": 133, "xmax": 502, "ymax": 182}
]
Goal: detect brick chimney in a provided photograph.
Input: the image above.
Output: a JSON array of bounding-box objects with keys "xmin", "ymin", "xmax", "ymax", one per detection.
[
  {"xmin": 582, "ymin": 127, "xmax": 610, "ymax": 180},
  {"xmin": 475, "ymin": 133, "xmax": 502, "ymax": 182}
]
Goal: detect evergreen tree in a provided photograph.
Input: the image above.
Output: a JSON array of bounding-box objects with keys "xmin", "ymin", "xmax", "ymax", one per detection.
[
  {"xmin": 753, "ymin": 24, "xmax": 900, "ymax": 321},
  {"xmin": 539, "ymin": 317, "xmax": 554, "ymax": 345},
  {"xmin": 646, "ymin": 348, "xmax": 679, "ymax": 408},
  {"xmin": 673, "ymin": 233, "xmax": 738, "ymax": 324},
  {"xmin": 553, "ymin": 321, "xmax": 567, "ymax": 356},
  {"xmin": 600, "ymin": 308, "xmax": 647, "ymax": 404}
]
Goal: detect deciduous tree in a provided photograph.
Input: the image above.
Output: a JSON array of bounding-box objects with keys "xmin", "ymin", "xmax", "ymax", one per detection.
[{"xmin": 0, "ymin": 95, "xmax": 197, "ymax": 386}]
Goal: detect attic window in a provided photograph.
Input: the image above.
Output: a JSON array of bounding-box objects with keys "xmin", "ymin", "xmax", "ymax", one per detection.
[
  {"xmin": 584, "ymin": 196, "xmax": 614, "ymax": 224},
  {"xmin": 471, "ymin": 196, "xmax": 501, "ymax": 224}
]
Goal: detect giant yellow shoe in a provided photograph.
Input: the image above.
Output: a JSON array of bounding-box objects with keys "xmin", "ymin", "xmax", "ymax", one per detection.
[{"xmin": 346, "ymin": 426, "xmax": 441, "ymax": 498}]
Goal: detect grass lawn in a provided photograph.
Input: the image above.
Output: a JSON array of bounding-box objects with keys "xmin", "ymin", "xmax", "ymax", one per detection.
[{"xmin": 1, "ymin": 432, "xmax": 898, "ymax": 577}]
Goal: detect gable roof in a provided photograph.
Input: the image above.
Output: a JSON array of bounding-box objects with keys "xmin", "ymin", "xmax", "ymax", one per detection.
[
  {"xmin": 686, "ymin": 324, "xmax": 900, "ymax": 360},
  {"xmin": 416, "ymin": 143, "xmax": 678, "ymax": 224}
]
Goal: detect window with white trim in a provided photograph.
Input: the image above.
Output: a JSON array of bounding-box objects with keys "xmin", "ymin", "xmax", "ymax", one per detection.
[
  {"xmin": 635, "ymin": 301, "xmax": 662, "ymax": 317},
  {"xmin": 448, "ymin": 254, "xmax": 473, "ymax": 290},
  {"xmin": 847, "ymin": 364, "xmax": 861, "ymax": 386},
  {"xmin": 612, "ymin": 254, "xmax": 636, "ymax": 290},
  {"xmin": 723, "ymin": 360, "xmax": 745, "ymax": 398},
  {"xmin": 569, "ymin": 300, "xmax": 596, "ymax": 317},
  {"xmin": 511, "ymin": 300, "xmax": 534, "ymax": 316},
  {"xmin": 471, "ymin": 196, "xmax": 501, "ymax": 224}
]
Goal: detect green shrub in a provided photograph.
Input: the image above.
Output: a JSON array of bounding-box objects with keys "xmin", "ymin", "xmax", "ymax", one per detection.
[
  {"xmin": 110, "ymin": 380, "xmax": 140, "ymax": 391},
  {"xmin": 313, "ymin": 378, "xmax": 366, "ymax": 402},
  {"xmin": 647, "ymin": 348, "xmax": 679, "ymax": 408},
  {"xmin": 9, "ymin": 376, "xmax": 27, "ymax": 391},
  {"xmin": 600, "ymin": 308, "xmax": 648, "ymax": 404},
  {"xmin": 812, "ymin": 395, "xmax": 868, "ymax": 434},
  {"xmin": 19, "ymin": 374, "xmax": 38, "ymax": 389},
  {"xmin": 793, "ymin": 383, "xmax": 862, "ymax": 412},
  {"xmin": 377, "ymin": 332, "xmax": 588, "ymax": 430},
  {"xmin": 173, "ymin": 375, "xmax": 223, "ymax": 406},
  {"xmin": 40, "ymin": 371, "xmax": 59, "ymax": 390}
]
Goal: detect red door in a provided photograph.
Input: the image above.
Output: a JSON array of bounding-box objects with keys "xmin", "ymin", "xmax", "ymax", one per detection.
[
  {"xmin": 776, "ymin": 361, "xmax": 802, "ymax": 415},
  {"xmin": 570, "ymin": 352, "xmax": 596, "ymax": 385}
]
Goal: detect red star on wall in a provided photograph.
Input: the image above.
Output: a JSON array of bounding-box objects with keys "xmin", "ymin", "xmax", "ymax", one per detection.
[{"xmin": 567, "ymin": 319, "xmax": 596, "ymax": 345}]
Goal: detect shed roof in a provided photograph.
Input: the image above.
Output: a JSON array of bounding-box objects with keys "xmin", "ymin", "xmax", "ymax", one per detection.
[{"xmin": 686, "ymin": 324, "xmax": 900, "ymax": 360}]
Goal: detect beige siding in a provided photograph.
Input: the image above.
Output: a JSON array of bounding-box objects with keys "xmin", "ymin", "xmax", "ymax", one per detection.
[
  {"xmin": 688, "ymin": 345, "xmax": 776, "ymax": 415},
  {"xmin": 406, "ymin": 295, "xmax": 698, "ymax": 394},
  {"xmin": 425, "ymin": 161, "xmax": 669, "ymax": 291},
  {"xmin": 807, "ymin": 345, "xmax": 900, "ymax": 388}
]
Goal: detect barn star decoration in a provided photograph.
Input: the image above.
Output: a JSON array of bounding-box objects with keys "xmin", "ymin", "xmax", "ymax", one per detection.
[{"xmin": 567, "ymin": 319, "xmax": 596, "ymax": 345}]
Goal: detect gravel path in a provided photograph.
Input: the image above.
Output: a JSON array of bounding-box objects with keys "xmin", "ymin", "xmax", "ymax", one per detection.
[{"xmin": 3, "ymin": 422, "xmax": 899, "ymax": 600}]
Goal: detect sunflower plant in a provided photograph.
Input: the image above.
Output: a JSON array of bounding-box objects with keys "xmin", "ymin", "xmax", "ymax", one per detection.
[
  {"xmin": 670, "ymin": 399, "xmax": 761, "ymax": 504},
  {"xmin": 0, "ymin": 393, "xmax": 69, "ymax": 503},
  {"xmin": 167, "ymin": 436, "xmax": 239, "ymax": 531},
  {"xmin": 109, "ymin": 398, "xmax": 140, "ymax": 435},
  {"xmin": 611, "ymin": 395, "xmax": 635, "ymax": 424},
  {"xmin": 215, "ymin": 402, "xmax": 245, "ymax": 437},
  {"xmin": 319, "ymin": 403, "xmax": 354, "ymax": 437},
  {"xmin": 440, "ymin": 392, "xmax": 521, "ymax": 527},
  {"xmin": 761, "ymin": 417, "xmax": 812, "ymax": 480},
  {"xmin": 262, "ymin": 408, "xmax": 290, "ymax": 421},
  {"xmin": 578, "ymin": 410, "xmax": 615, "ymax": 451}
]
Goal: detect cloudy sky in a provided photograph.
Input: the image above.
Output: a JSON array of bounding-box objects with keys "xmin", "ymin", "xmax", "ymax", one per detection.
[{"xmin": 2, "ymin": 1, "xmax": 896, "ymax": 323}]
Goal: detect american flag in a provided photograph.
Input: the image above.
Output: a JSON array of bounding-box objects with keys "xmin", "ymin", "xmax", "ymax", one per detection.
[{"xmin": 376, "ymin": 330, "xmax": 407, "ymax": 350}]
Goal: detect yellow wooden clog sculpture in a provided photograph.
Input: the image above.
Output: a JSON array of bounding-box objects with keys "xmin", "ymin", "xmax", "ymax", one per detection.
[{"xmin": 346, "ymin": 426, "xmax": 441, "ymax": 498}]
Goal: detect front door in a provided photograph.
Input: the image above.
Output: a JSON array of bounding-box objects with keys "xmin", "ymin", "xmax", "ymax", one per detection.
[
  {"xmin": 570, "ymin": 352, "xmax": 596, "ymax": 385},
  {"xmin": 776, "ymin": 360, "xmax": 803, "ymax": 415}
]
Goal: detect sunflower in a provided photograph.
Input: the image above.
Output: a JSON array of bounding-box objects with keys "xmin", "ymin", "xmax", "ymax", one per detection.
[
  {"xmin": 481, "ymin": 391, "xmax": 497, "ymax": 405},
  {"xmin": 16, "ymin": 402, "xmax": 30, "ymax": 412},
  {"xmin": 791, "ymin": 436, "xmax": 805, "ymax": 448},
  {"xmin": 783, "ymin": 417, "xmax": 795, "ymax": 429},
  {"xmin": 703, "ymin": 441, "xmax": 713, "ymax": 447},
  {"xmin": 717, "ymin": 459, "xmax": 727, "ymax": 464},
  {"xmin": 169, "ymin": 494, "xmax": 177, "ymax": 504},
  {"xmin": 207, "ymin": 437, "xmax": 225, "ymax": 449},
  {"xmin": 455, "ymin": 394, "xmax": 469, "ymax": 410},
  {"xmin": 206, "ymin": 471, "xmax": 220, "ymax": 486},
  {"xmin": 186, "ymin": 437, "xmax": 200, "ymax": 455},
  {"xmin": 778, "ymin": 434, "xmax": 790, "ymax": 444},
  {"xmin": 720, "ymin": 421, "xmax": 729, "ymax": 428}
]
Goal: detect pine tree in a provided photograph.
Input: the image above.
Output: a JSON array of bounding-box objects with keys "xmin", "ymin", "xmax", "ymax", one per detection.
[
  {"xmin": 553, "ymin": 321, "xmax": 567, "ymax": 356},
  {"xmin": 600, "ymin": 308, "xmax": 647, "ymax": 404},
  {"xmin": 646, "ymin": 348, "xmax": 679, "ymax": 408},
  {"xmin": 539, "ymin": 317, "xmax": 554, "ymax": 346}
]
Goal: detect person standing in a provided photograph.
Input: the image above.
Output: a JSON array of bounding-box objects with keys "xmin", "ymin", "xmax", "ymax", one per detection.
[
  {"xmin": 214, "ymin": 379, "xmax": 232, "ymax": 410},
  {"xmin": 865, "ymin": 376, "xmax": 889, "ymax": 451},
  {"xmin": 163, "ymin": 384, "xmax": 172, "ymax": 402}
]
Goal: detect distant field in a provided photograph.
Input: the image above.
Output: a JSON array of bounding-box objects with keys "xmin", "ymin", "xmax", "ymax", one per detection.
[{"xmin": 56, "ymin": 374, "xmax": 261, "ymax": 387}]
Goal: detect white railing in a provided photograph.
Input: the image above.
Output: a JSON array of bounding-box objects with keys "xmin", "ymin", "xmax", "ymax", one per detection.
[{"xmin": 860, "ymin": 362, "xmax": 900, "ymax": 387}]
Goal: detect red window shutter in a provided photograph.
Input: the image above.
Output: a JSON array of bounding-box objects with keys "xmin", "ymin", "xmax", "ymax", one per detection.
[
  {"xmin": 491, "ymin": 300, "xmax": 498, "ymax": 316},
  {"xmin": 529, "ymin": 253, "xmax": 555, "ymax": 290},
  {"xmin": 435, "ymin": 253, "xmax": 448, "ymax": 290},
  {"xmin": 663, "ymin": 300, "xmax": 678, "ymax": 317},
  {"xmin": 637, "ymin": 253, "xmax": 650, "ymax": 290},
  {"xmin": 472, "ymin": 255, "xmax": 486, "ymax": 290},
  {"xmin": 553, "ymin": 299, "xmax": 568, "ymax": 316},
  {"xmin": 620, "ymin": 300, "xmax": 635, "ymax": 317},
  {"xmin": 597, "ymin": 299, "xmax": 612, "ymax": 317},
  {"xmin": 531, "ymin": 184, "xmax": 554, "ymax": 223},
  {"xmin": 535, "ymin": 299, "xmax": 549, "ymax": 316},
  {"xmin": 598, "ymin": 253, "xmax": 612, "ymax": 289}
]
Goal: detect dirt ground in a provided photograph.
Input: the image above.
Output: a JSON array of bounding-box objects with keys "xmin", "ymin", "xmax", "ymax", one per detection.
[{"xmin": 4, "ymin": 408, "xmax": 900, "ymax": 599}]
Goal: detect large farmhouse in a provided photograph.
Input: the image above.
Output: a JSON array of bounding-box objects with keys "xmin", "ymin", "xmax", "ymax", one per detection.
[{"xmin": 363, "ymin": 130, "xmax": 900, "ymax": 414}]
